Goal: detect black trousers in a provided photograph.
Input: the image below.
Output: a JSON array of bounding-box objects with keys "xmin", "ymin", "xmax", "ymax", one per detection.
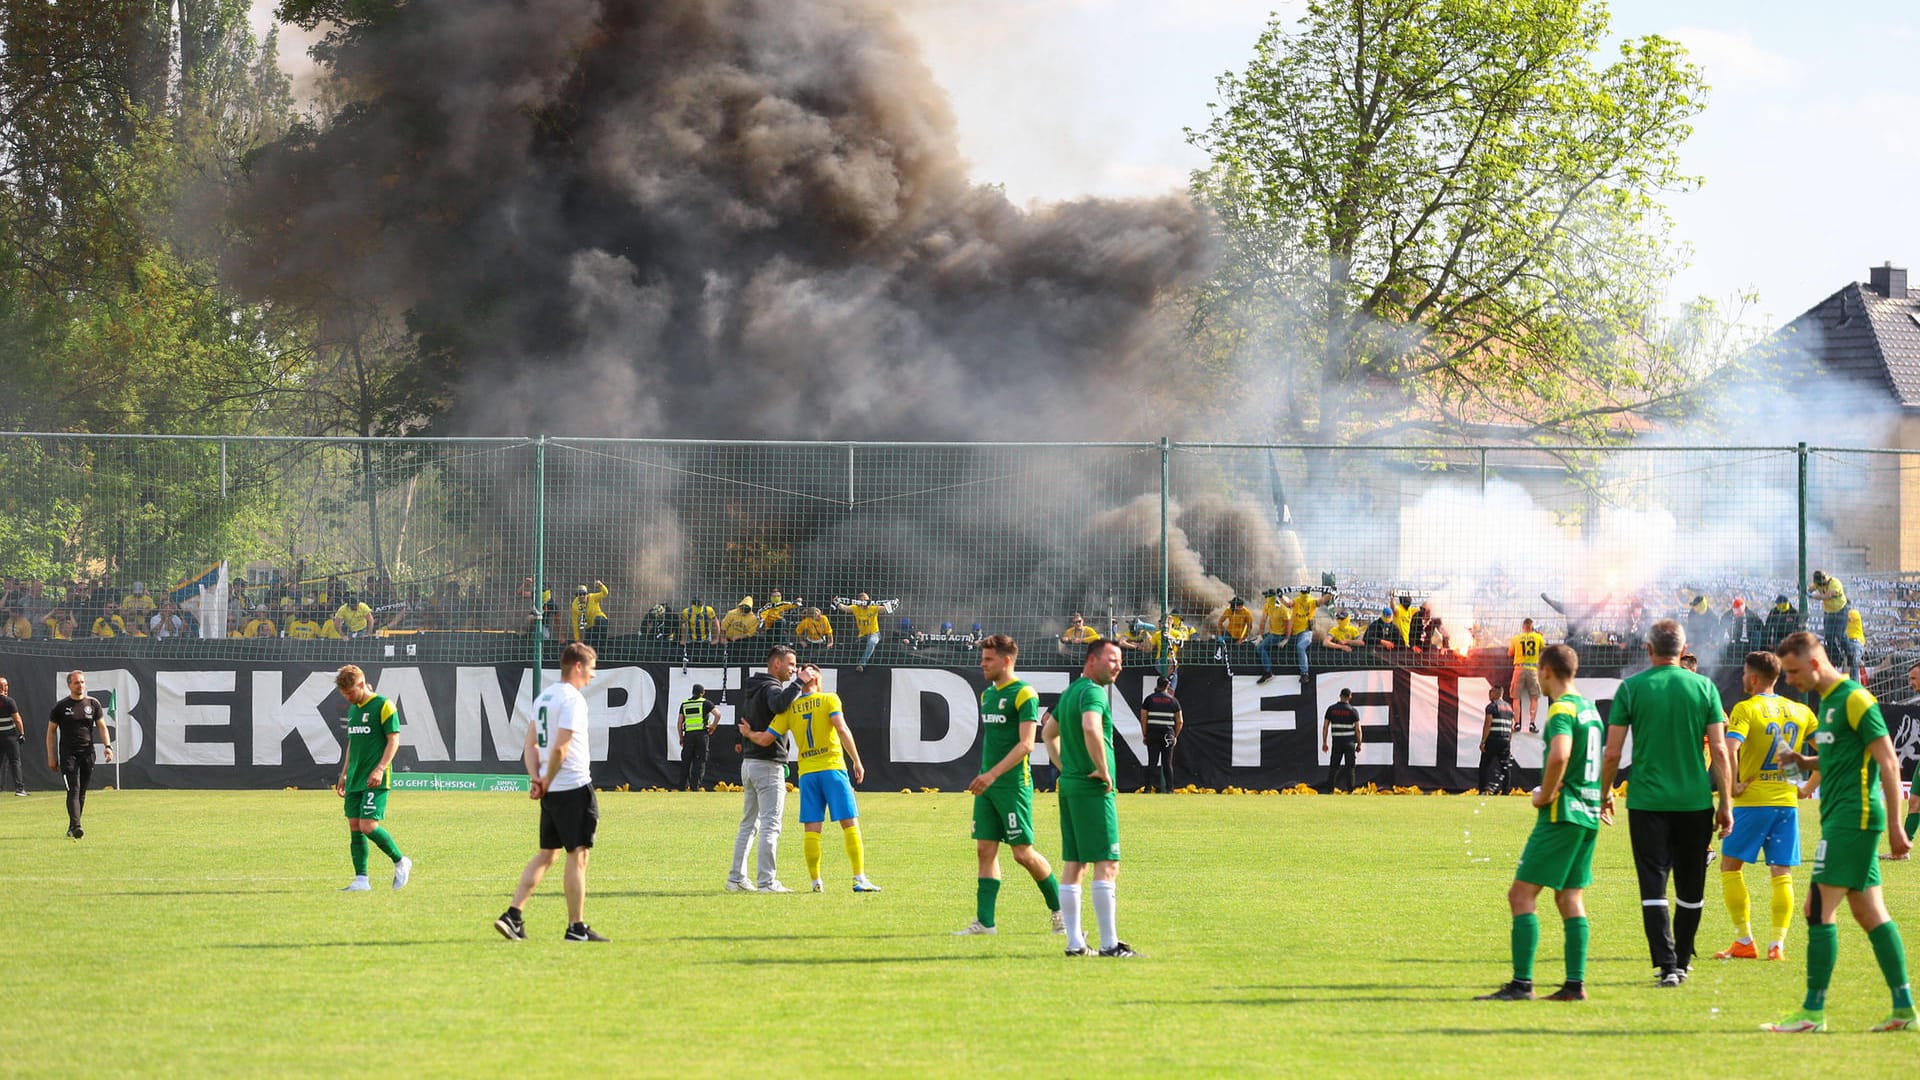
[
  {"xmin": 1478, "ymin": 738, "xmax": 1511, "ymax": 795},
  {"xmin": 1627, "ymin": 808, "xmax": 1716, "ymax": 972},
  {"xmin": 1327, "ymin": 736, "xmax": 1358, "ymax": 792},
  {"xmin": 1145, "ymin": 727, "xmax": 1176, "ymax": 792},
  {"xmin": 0, "ymin": 735, "xmax": 22, "ymax": 792},
  {"xmin": 682, "ymin": 736, "xmax": 710, "ymax": 791},
  {"xmin": 60, "ymin": 747, "xmax": 93, "ymax": 830}
]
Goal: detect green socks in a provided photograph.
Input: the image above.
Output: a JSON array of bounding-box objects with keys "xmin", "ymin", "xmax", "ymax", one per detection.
[
  {"xmin": 368, "ymin": 826, "xmax": 403, "ymax": 863},
  {"xmin": 976, "ymin": 878, "xmax": 1001, "ymax": 928},
  {"xmin": 1564, "ymin": 916, "xmax": 1589, "ymax": 984},
  {"xmin": 1511, "ymin": 913, "xmax": 1539, "ymax": 983},
  {"xmin": 1805, "ymin": 922, "xmax": 1838, "ymax": 1011},
  {"xmin": 1868, "ymin": 921, "xmax": 1914, "ymax": 1010},
  {"xmin": 1906, "ymin": 811, "xmax": 1919, "ymax": 840},
  {"xmin": 350, "ymin": 832, "xmax": 369, "ymax": 875},
  {"xmin": 1038, "ymin": 873, "xmax": 1061, "ymax": 913}
]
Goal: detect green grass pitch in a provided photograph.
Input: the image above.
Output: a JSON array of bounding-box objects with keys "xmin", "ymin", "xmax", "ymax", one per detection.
[{"xmin": 7, "ymin": 788, "xmax": 1918, "ymax": 1076}]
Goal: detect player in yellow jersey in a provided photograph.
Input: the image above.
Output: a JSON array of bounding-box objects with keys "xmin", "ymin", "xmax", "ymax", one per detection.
[
  {"xmin": 1509, "ymin": 619, "xmax": 1547, "ymax": 733},
  {"xmin": 739, "ymin": 668, "xmax": 880, "ymax": 893},
  {"xmin": 1715, "ymin": 651, "xmax": 1819, "ymax": 962}
]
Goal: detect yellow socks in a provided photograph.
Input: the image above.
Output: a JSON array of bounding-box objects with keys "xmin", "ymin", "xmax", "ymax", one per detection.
[
  {"xmin": 843, "ymin": 823, "xmax": 865, "ymax": 877},
  {"xmin": 804, "ymin": 831, "xmax": 823, "ymax": 882},
  {"xmin": 1722, "ymin": 869, "xmax": 1751, "ymax": 942},
  {"xmin": 1770, "ymin": 873, "xmax": 1794, "ymax": 946}
]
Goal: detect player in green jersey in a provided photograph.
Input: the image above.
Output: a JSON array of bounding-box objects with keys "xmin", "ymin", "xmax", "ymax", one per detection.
[
  {"xmin": 1041, "ymin": 638, "xmax": 1135, "ymax": 958},
  {"xmin": 1479, "ymin": 645, "xmax": 1607, "ymax": 1002},
  {"xmin": 1765, "ymin": 632, "xmax": 1915, "ymax": 1033},
  {"xmin": 331, "ymin": 665, "xmax": 411, "ymax": 892},
  {"xmin": 955, "ymin": 634, "xmax": 1064, "ymax": 936}
]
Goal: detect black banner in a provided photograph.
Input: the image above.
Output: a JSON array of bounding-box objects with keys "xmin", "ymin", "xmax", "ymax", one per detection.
[{"xmin": 4, "ymin": 651, "xmax": 1913, "ymax": 792}]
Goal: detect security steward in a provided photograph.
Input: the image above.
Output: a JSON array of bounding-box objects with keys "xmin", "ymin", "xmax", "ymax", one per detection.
[
  {"xmin": 1138, "ymin": 676, "xmax": 1184, "ymax": 793},
  {"xmin": 679, "ymin": 684, "xmax": 718, "ymax": 792},
  {"xmin": 1321, "ymin": 687, "xmax": 1362, "ymax": 792}
]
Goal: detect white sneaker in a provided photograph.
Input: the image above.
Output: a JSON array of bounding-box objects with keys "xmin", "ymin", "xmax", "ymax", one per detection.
[
  {"xmin": 811, "ymin": 880, "xmax": 824, "ymax": 893},
  {"xmin": 761, "ymin": 881, "xmax": 793, "ymax": 894},
  {"xmin": 392, "ymin": 856, "xmax": 412, "ymax": 890},
  {"xmin": 953, "ymin": 920, "xmax": 997, "ymax": 936},
  {"xmin": 725, "ymin": 879, "xmax": 758, "ymax": 892},
  {"xmin": 341, "ymin": 876, "xmax": 372, "ymax": 892},
  {"xmin": 852, "ymin": 875, "xmax": 882, "ymax": 893},
  {"xmin": 1050, "ymin": 910, "xmax": 1066, "ymax": 934}
]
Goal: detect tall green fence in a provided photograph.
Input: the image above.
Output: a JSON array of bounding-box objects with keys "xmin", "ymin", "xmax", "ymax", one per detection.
[{"xmin": 0, "ymin": 433, "xmax": 1914, "ymax": 692}]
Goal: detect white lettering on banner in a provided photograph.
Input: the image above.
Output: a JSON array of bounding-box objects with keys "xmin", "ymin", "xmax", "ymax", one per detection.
[
  {"xmin": 65, "ymin": 669, "xmax": 143, "ymax": 762},
  {"xmin": 251, "ymin": 671, "xmax": 340, "ymax": 766},
  {"xmin": 1232, "ymin": 674, "xmax": 1298, "ymax": 767},
  {"xmin": 369, "ymin": 668, "xmax": 449, "ymax": 762},
  {"xmin": 454, "ymin": 667, "xmax": 521, "ymax": 762},
  {"xmin": 1022, "ymin": 671, "xmax": 1071, "ymax": 767},
  {"xmin": 1456, "ymin": 677, "xmax": 1498, "ymax": 768},
  {"xmin": 154, "ymin": 670, "xmax": 235, "ymax": 766},
  {"xmin": 1408, "ymin": 674, "xmax": 1440, "ymax": 767},
  {"xmin": 1312, "ymin": 671, "xmax": 1393, "ymax": 767},
  {"xmin": 583, "ymin": 667, "xmax": 652, "ymax": 761},
  {"xmin": 890, "ymin": 668, "xmax": 977, "ymax": 763}
]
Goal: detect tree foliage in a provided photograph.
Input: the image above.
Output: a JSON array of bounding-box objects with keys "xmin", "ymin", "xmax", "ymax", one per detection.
[{"xmin": 1186, "ymin": 0, "xmax": 1713, "ymax": 443}]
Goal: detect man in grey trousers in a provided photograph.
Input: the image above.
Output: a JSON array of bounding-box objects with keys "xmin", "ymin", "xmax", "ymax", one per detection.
[{"xmin": 728, "ymin": 644, "xmax": 807, "ymax": 892}]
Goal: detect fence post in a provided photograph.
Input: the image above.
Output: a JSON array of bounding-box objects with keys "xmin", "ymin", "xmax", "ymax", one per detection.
[
  {"xmin": 219, "ymin": 439, "xmax": 227, "ymax": 499},
  {"xmin": 1796, "ymin": 442, "xmax": 1809, "ymax": 622},
  {"xmin": 533, "ymin": 434, "xmax": 547, "ymax": 698},
  {"xmin": 1478, "ymin": 447, "xmax": 1487, "ymax": 498},
  {"xmin": 1159, "ymin": 437, "xmax": 1171, "ymax": 620}
]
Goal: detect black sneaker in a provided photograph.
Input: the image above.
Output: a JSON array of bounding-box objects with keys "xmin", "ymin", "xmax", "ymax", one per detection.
[
  {"xmin": 1064, "ymin": 947, "xmax": 1093, "ymax": 957},
  {"xmin": 1544, "ymin": 982, "xmax": 1587, "ymax": 1001},
  {"xmin": 1657, "ymin": 969, "xmax": 1683, "ymax": 988},
  {"xmin": 564, "ymin": 923, "xmax": 608, "ymax": 942},
  {"xmin": 1474, "ymin": 980, "xmax": 1534, "ymax": 1001},
  {"xmin": 70, "ymin": 825, "xmax": 83, "ymax": 839},
  {"xmin": 1098, "ymin": 941, "xmax": 1139, "ymax": 958},
  {"xmin": 1256, "ymin": 673, "xmax": 1274, "ymax": 685},
  {"xmin": 494, "ymin": 912, "xmax": 526, "ymax": 941}
]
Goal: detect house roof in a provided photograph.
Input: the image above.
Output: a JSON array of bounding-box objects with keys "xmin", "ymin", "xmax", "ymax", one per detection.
[{"xmin": 1774, "ymin": 275, "xmax": 1920, "ymax": 408}]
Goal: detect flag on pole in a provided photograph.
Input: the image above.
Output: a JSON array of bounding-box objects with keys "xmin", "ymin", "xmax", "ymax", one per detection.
[{"xmin": 173, "ymin": 561, "xmax": 229, "ymax": 639}]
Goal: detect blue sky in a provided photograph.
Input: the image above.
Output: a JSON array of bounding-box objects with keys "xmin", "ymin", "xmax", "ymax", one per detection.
[{"xmin": 900, "ymin": 0, "xmax": 1920, "ymax": 326}]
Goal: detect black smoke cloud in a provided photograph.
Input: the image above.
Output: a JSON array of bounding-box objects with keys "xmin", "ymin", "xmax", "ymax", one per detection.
[{"xmin": 236, "ymin": 0, "xmax": 1208, "ymax": 440}]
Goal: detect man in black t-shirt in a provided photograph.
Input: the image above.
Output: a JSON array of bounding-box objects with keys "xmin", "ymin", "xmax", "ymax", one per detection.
[
  {"xmin": 1321, "ymin": 688, "xmax": 1363, "ymax": 791},
  {"xmin": 46, "ymin": 669, "xmax": 113, "ymax": 838},
  {"xmin": 1479, "ymin": 684, "xmax": 1516, "ymax": 795},
  {"xmin": 0, "ymin": 677, "xmax": 23, "ymax": 795},
  {"xmin": 1138, "ymin": 677, "xmax": 1183, "ymax": 794}
]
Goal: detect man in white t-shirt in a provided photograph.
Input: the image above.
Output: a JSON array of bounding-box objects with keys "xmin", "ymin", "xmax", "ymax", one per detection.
[{"xmin": 495, "ymin": 642, "xmax": 606, "ymax": 942}]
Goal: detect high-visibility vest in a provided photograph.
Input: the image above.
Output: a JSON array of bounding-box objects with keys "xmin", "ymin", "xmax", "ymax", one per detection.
[{"xmin": 680, "ymin": 698, "xmax": 710, "ymax": 732}]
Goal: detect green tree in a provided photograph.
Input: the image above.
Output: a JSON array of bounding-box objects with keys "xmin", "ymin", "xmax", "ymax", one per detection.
[{"xmin": 1187, "ymin": 0, "xmax": 1712, "ymax": 444}]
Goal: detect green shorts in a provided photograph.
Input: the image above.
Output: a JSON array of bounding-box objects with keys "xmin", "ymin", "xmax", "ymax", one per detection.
[
  {"xmin": 1812, "ymin": 827, "xmax": 1882, "ymax": 892},
  {"xmin": 1057, "ymin": 781, "xmax": 1120, "ymax": 864},
  {"xmin": 972, "ymin": 784, "xmax": 1036, "ymax": 846},
  {"xmin": 344, "ymin": 789, "xmax": 389, "ymax": 822},
  {"xmin": 1514, "ymin": 821, "xmax": 1597, "ymax": 891}
]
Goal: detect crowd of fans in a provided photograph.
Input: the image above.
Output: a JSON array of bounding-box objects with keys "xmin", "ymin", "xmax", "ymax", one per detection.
[{"xmin": 3, "ymin": 565, "xmax": 1914, "ymax": 697}]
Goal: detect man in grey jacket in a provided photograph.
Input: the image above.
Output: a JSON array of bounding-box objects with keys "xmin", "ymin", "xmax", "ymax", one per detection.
[{"xmin": 727, "ymin": 644, "xmax": 808, "ymax": 892}]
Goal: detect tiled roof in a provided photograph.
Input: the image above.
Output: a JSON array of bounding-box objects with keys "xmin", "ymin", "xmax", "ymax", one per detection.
[{"xmin": 1771, "ymin": 279, "xmax": 1920, "ymax": 408}]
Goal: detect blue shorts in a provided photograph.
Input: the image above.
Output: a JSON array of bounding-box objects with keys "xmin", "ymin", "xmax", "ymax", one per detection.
[
  {"xmin": 799, "ymin": 769, "xmax": 858, "ymax": 824},
  {"xmin": 1723, "ymin": 806, "xmax": 1800, "ymax": 866}
]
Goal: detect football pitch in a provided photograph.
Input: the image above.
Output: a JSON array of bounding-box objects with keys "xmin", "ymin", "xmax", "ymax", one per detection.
[{"xmin": 8, "ymin": 789, "xmax": 1917, "ymax": 1077}]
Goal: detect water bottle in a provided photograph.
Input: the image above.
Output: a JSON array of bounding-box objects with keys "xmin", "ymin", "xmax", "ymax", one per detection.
[{"xmin": 1774, "ymin": 733, "xmax": 1803, "ymax": 783}]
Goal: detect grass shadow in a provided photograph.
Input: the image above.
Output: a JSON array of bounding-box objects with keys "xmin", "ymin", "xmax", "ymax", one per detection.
[
  {"xmin": 706, "ymin": 955, "xmax": 1002, "ymax": 966},
  {"xmin": 218, "ymin": 939, "xmax": 472, "ymax": 950}
]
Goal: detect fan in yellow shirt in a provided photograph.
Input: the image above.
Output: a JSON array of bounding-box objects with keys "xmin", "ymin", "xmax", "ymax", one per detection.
[
  {"xmin": 757, "ymin": 589, "xmax": 799, "ymax": 630},
  {"xmin": 835, "ymin": 593, "xmax": 898, "ymax": 671},
  {"xmin": 719, "ymin": 600, "xmax": 760, "ymax": 643},
  {"xmin": 794, "ymin": 607, "xmax": 834, "ymax": 647},
  {"xmin": 1508, "ymin": 618, "xmax": 1547, "ymax": 732},
  {"xmin": 1714, "ymin": 650, "xmax": 1818, "ymax": 962}
]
